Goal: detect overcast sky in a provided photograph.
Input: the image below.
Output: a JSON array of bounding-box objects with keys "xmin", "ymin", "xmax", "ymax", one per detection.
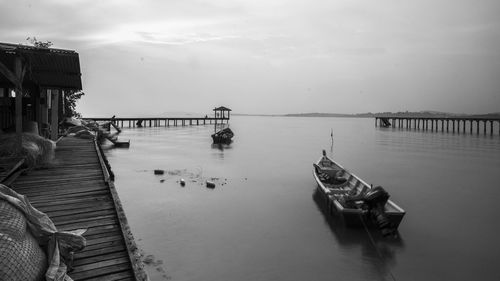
[{"xmin": 1, "ymin": 0, "xmax": 499, "ymax": 116}]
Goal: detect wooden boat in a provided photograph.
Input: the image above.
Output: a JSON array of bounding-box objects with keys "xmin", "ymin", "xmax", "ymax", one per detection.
[
  {"xmin": 112, "ymin": 140, "xmax": 130, "ymax": 148},
  {"xmin": 380, "ymin": 117, "xmax": 391, "ymax": 127},
  {"xmin": 211, "ymin": 127, "xmax": 234, "ymax": 144},
  {"xmin": 313, "ymin": 150, "xmax": 405, "ymax": 236}
]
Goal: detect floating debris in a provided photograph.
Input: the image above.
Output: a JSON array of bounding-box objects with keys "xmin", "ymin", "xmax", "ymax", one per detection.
[
  {"xmin": 154, "ymin": 169, "xmax": 164, "ymax": 175},
  {"xmin": 180, "ymin": 178, "xmax": 186, "ymax": 186},
  {"xmin": 140, "ymin": 251, "xmax": 171, "ymax": 280},
  {"xmin": 206, "ymin": 180, "xmax": 216, "ymax": 188},
  {"xmin": 160, "ymin": 179, "xmax": 165, "ymax": 183}
]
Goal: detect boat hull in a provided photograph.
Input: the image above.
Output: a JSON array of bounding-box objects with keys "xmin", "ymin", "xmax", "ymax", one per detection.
[
  {"xmin": 313, "ymin": 155, "xmax": 405, "ymax": 231},
  {"xmin": 211, "ymin": 135, "xmax": 233, "ymax": 144},
  {"xmin": 212, "ymin": 128, "xmax": 234, "ymax": 144}
]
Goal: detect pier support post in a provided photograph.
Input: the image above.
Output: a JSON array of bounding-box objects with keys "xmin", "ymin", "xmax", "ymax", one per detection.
[{"xmin": 50, "ymin": 89, "xmax": 60, "ymax": 140}]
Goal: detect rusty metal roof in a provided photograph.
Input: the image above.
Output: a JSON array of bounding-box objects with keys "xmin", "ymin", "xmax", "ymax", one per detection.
[{"xmin": 0, "ymin": 42, "xmax": 82, "ymax": 90}]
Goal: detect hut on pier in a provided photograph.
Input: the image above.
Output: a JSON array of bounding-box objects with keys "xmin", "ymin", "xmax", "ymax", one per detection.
[
  {"xmin": 213, "ymin": 106, "xmax": 231, "ymax": 124},
  {"xmin": 0, "ymin": 42, "xmax": 82, "ymax": 140}
]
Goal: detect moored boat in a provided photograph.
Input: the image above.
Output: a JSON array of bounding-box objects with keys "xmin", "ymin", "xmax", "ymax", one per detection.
[
  {"xmin": 211, "ymin": 127, "xmax": 234, "ymax": 144},
  {"xmin": 313, "ymin": 150, "xmax": 405, "ymax": 236}
]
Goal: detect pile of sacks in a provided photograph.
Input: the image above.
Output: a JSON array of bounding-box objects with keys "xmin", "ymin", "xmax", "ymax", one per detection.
[{"xmin": 0, "ymin": 184, "xmax": 86, "ymax": 281}]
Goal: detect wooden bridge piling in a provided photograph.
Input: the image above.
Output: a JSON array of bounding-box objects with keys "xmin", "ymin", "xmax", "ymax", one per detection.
[{"xmin": 375, "ymin": 116, "xmax": 500, "ymax": 136}]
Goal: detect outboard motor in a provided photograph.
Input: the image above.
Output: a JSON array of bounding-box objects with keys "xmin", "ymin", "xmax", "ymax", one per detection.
[
  {"xmin": 362, "ymin": 186, "xmax": 395, "ymax": 237},
  {"xmin": 363, "ymin": 186, "xmax": 390, "ymax": 206}
]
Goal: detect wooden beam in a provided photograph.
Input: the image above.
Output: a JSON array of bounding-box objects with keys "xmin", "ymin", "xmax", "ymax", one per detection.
[
  {"xmin": 51, "ymin": 89, "xmax": 60, "ymax": 140},
  {"xmin": 14, "ymin": 57, "xmax": 23, "ymax": 135}
]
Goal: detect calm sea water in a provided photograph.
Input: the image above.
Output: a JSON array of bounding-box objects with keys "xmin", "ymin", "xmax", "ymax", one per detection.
[{"xmin": 104, "ymin": 116, "xmax": 500, "ymax": 281}]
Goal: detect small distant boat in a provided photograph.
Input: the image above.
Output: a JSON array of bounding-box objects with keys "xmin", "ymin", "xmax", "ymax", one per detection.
[
  {"xmin": 380, "ymin": 118, "xmax": 391, "ymax": 127},
  {"xmin": 211, "ymin": 127, "xmax": 234, "ymax": 144},
  {"xmin": 313, "ymin": 150, "xmax": 405, "ymax": 236},
  {"xmin": 113, "ymin": 140, "xmax": 130, "ymax": 148}
]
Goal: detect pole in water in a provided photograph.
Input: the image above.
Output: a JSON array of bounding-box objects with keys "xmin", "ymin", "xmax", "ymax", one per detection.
[{"xmin": 330, "ymin": 129, "xmax": 334, "ymax": 154}]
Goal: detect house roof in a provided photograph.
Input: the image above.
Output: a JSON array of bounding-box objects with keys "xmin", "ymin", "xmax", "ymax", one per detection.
[
  {"xmin": 0, "ymin": 42, "xmax": 82, "ymax": 90},
  {"xmin": 213, "ymin": 106, "xmax": 232, "ymax": 111}
]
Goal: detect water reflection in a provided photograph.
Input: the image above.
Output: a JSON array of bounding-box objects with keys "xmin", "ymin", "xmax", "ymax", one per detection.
[
  {"xmin": 211, "ymin": 142, "xmax": 232, "ymax": 151},
  {"xmin": 312, "ymin": 189, "xmax": 405, "ymax": 280}
]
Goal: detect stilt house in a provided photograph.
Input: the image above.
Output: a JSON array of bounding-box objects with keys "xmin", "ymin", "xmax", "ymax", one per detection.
[{"xmin": 0, "ymin": 42, "xmax": 82, "ymax": 140}]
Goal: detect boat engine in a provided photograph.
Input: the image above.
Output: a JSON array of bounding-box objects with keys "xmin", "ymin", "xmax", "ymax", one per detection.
[{"xmin": 362, "ymin": 186, "xmax": 396, "ymax": 237}]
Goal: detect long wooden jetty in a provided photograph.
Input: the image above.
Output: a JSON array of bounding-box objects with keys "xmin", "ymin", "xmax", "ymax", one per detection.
[
  {"xmin": 88, "ymin": 117, "xmax": 229, "ymax": 128},
  {"xmin": 10, "ymin": 136, "xmax": 148, "ymax": 281},
  {"xmin": 375, "ymin": 116, "xmax": 500, "ymax": 136}
]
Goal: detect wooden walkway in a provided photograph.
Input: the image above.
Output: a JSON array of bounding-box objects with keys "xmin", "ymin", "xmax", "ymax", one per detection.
[
  {"xmin": 88, "ymin": 117, "xmax": 229, "ymax": 128},
  {"xmin": 10, "ymin": 136, "xmax": 147, "ymax": 281}
]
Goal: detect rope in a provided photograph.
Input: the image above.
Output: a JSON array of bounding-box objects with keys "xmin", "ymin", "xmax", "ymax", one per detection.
[{"xmin": 359, "ymin": 213, "xmax": 397, "ymax": 281}]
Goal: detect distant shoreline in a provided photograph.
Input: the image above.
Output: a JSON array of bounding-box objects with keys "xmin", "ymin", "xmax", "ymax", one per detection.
[{"xmin": 234, "ymin": 112, "xmax": 500, "ymax": 119}]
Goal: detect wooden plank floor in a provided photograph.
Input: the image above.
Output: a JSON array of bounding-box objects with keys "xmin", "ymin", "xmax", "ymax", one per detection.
[{"xmin": 10, "ymin": 136, "xmax": 141, "ymax": 281}]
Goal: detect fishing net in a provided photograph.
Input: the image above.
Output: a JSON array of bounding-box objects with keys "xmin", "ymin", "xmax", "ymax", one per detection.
[
  {"xmin": 0, "ymin": 184, "xmax": 87, "ymax": 281},
  {"xmin": 0, "ymin": 199, "xmax": 47, "ymax": 281},
  {"xmin": 0, "ymin": 133, "xmax": 55, "ymax": 169}
]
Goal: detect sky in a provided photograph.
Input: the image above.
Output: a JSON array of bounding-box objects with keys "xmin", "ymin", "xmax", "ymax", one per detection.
[{"xmin": 1, "ymin": 0, "xmax": 499, "ymax": 116}]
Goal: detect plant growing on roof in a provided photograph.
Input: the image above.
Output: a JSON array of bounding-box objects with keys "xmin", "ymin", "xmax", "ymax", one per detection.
[{"xmin": 26, "ymin": 37, "xmax": 53, "ymax": 48}]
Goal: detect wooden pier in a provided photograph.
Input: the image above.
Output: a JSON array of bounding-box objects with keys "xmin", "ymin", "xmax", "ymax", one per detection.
[
  {"xmin": 375, "ymin": 116, "xmax": 500, "ymax": 136},
  {"xmin": 88, "ymin": 117, "xmax": 228, "ymax": 128},
  {"xmin": 10, "ymin": 136, "xmax": 147, "ymax": 281},
  {"xmin": 88, "ymin": 106, "xmax": 232, "ymax": 129}
]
